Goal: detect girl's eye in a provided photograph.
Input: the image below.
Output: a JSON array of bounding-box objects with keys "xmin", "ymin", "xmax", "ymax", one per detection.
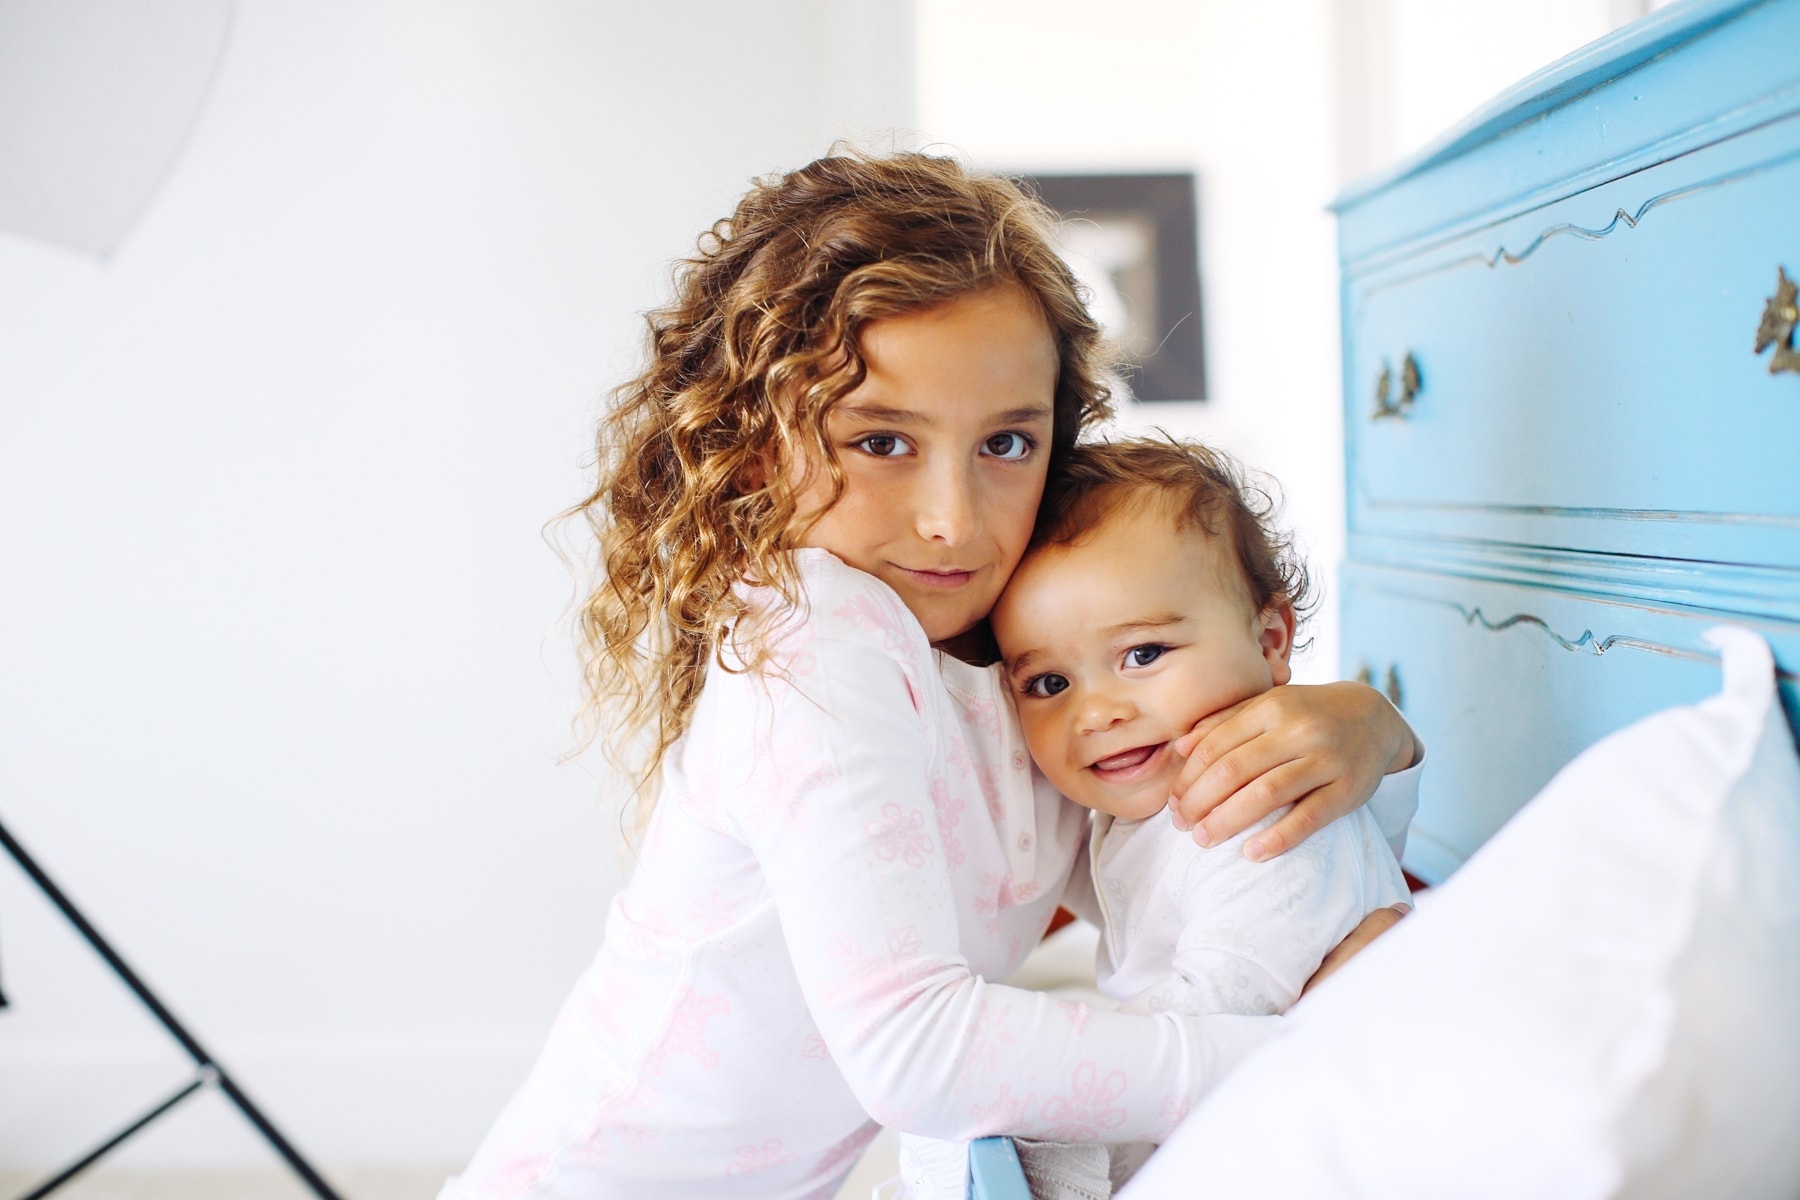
[
  {"xmin": 1126, "ymin": 645, "xmax": 1167, "ymax": 668},
  {"xmin": 854, "ymin": 433, "xmax": 911, "ymax": 458},
  {"xmin": 982, "ymin": 432, "xmax": 1035, "ymax": 461},
  {"xmin": 1024, "ymin": 673, "xmax": 1070, "ymax": 699}
]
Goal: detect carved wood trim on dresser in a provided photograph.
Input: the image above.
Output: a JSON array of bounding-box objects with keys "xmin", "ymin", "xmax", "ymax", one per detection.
[{"xmin": 1332, "ymin": 0, "xmax": 1800, "ymax": 884}]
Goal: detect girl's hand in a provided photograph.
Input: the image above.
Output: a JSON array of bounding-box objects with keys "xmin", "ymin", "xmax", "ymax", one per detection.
[
  {"xmin": 1166, "ymin": 681, "xmax": 1419, "ymax": 860},
  {"xmin": 1301, "ymin": 903, "xmax": 1408, "ymax": 998}
]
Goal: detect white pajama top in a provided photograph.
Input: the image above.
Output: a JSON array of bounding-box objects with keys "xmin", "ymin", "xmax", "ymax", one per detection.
[
  {"xmin": 1085, "ymin": 800, "xmax": 1412, "ymax": 1020},
  {"xmin": 441, "ymin": 550, "xmax": 1283, "ymax": 1200}
]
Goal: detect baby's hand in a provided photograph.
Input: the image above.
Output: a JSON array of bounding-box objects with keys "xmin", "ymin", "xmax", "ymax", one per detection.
[{"xmin": 1166, "ymin": 681, "xmax": 1418, "ymax": 859}]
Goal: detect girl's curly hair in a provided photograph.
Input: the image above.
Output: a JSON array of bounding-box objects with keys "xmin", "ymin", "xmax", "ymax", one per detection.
[{"xmin": 568, "ymin": 150, "xmax": 1115, "ymax": 819}]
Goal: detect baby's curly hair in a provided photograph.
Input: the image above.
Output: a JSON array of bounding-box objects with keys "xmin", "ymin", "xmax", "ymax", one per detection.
[
  {"xmin": 1032, "ymin": 436, "xmax": 1316, "ymax": 628},
  {"xmin": 569, "ymin": 150, "xmax": 1115, "ymax": 813}
]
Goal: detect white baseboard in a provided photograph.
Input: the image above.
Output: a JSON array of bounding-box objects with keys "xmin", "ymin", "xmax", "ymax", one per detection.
[{"xmin": 0, "ymin": 1031, "xmax": 543, "ymax": 1170}]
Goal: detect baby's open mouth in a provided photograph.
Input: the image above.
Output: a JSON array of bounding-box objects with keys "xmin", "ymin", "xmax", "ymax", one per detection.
[{"xmin": 1089, "ymin": 743, "xmax": 1166, "ymax": 778}]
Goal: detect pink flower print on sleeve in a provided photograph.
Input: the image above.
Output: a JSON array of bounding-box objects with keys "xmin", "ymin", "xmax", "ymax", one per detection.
[
  {"xmin": 956, "ymin": 999, "xmax": 1019, "ymax": 1081},
  {"xmin": 815, "ymin": 1126, "xmax": 880, "ymax": 1177},
  {"xmin": 677, "ymin": 886, "xmax": 750, "ymax": 938},
  {"xmin": 1056, "ymin": 999, "xmax": 1091, "ymax": 1036},
  {"xmin": 820, "ymin": 926, "xmax": 931, "ymax": 1043},
  {"xmin": 743, "ymin": 723, "xmax": 837, "ymax": 837},
  {"xmin": 575, "ymin": 975, "xmax": 644, "ymax": 1045},
  {"xmin": 930, "ymin": 776, "xmax": 965, "ymax": 867},
  {"xmin": 642, "ymin": 987, "xmax": 730, "ymax": 1076},
  {"xmin": 945, "ymin": 730, "xmax": 975, "ymax": 778},
  {"xmin": 973, "ymin": 871, "xmax": 1015, "ymax": 934},
  {"xmin": 800, "ymin": 1032, "xmax": 830, "ymax": 1060},
  {"xmin": 488, "ymin": 1153, "xmax": 553, "ymax": 1195},
  {"xmin": 883, "ymin": 924, "xmax": 925, "ymax": 965},
  {"xmin": 831, "ymin": 593, "xmax": 924, "ymax": 704},
  {"xmin": 726, "ymin": 1138, "xmax": 799, "ymax": 1176},
  {"xmin": 615, "ymin": 905, "xmax": 667, "ymax": 963},
  {"xmin": 968, "ymin": 1083, "xmax": 1036, "ymax": 1137},
  {"xmin": 1040, "ymin": 1062, "xmax": 1129, "ymax": 1142},
  {"xmin": 962, "ymin": 695, "xmax": 1002, "ymax": 740},
  {"xmin": 865, "ymin": 802, "xmax": 933, "ymax": 867},
  {"xmin": 977, "ymin": 764, "xmax": 1003, "ymax": 823}
]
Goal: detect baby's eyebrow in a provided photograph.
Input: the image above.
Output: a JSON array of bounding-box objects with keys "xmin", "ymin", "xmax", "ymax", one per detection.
[
  {"xmin": 1099, "ymin": 613, "xmax": 1187, "ymax": 638},
  {"xmin": 1003, "ymin": 614, "xmax": 1189, "ymax": 679},
  {"xmin": 1004, "ymin": 647, "xmax": 1047, "ymax": 678}
]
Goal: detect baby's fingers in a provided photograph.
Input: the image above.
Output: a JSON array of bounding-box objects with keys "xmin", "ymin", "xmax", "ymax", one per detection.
[
  {"xmin": 1169, "ymin": 732, "xmax": 1279, "ymax": 830},
  {"xmin": 1236, "ymin": 778, "xmax": 1363, "ymax": 861},
  {"xmin": 1188, "ymin": 759, "xmax": 1332, "ymax": 852},
  {"xmin": 1171, "ymin": 696, "xmax": 1251, "ymax": 760}
]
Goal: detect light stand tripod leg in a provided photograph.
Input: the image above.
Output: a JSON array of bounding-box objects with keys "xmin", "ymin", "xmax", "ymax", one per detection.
[
  {"xmin": 0, "ymin": 817, "xmax": 347, "ymax": 1200},
  {"xmin": 14, "ymin": 1071, "xmax": 210, "ymax": 1200}
]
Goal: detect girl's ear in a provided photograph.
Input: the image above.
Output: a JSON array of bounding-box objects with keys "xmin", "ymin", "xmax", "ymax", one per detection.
[
  {"xmin": 739, "ymin": 439, "xmax": 784, "ymax": 494},
  {"xmin": 738, "ymin": 455, "xmax": 768, "ymax": 493},
  {"xmin": 1258, "ymin": 600, "xmax": 1297, "ymax": 687}
]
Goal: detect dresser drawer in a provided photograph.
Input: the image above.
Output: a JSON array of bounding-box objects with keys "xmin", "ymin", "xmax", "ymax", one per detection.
[
  {"xmin": 1344, "ymin": 112, "xmax": 1800, "ymax": 566},
  {"xmin": 1341, "ymin": 562, "xmax": 1800, "ymax": 883}
]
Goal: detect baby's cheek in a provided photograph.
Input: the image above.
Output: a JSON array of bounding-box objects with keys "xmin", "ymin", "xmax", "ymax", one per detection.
[{"xmin": 1014, "ymin": 709, "xmax": 1058, "ymax": 773}]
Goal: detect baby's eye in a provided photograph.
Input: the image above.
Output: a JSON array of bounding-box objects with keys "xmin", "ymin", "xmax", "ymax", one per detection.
[
  {"xmin": 1023, "ymin": 673, "xmax": 1070, "ymax": 698},
  {"xmin": 1125, "ymin": 644, "xmax": 1167, "ymax": 668},
  {"xmin": 854, "ymin": 433, "xmax": 911, "ymax": 458},
  {"xmin": 981, "ymin": 432, "xmax": 1035, "ymax": 461}
]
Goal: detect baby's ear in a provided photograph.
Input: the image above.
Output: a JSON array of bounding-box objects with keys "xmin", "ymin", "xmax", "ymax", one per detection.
[{"xmin": 1258, "ymin": 600, "xmax": 1297, "ymax": 686}]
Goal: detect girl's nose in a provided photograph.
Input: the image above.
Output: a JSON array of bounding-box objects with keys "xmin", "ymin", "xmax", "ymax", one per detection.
[{"xmin": 913, "ymin": 459, "xmax": 980, "ymax": 547}]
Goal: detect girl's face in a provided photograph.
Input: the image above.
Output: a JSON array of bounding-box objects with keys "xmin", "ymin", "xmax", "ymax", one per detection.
[{"xmin": 795, "ymin": 284, "xmax": 1058, "ymax": 652}]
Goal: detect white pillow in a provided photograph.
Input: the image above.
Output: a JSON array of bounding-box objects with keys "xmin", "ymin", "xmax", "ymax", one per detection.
[{"xmin": 1120, "ymin": 627, "xmax": 1800, "ymax": 1200}]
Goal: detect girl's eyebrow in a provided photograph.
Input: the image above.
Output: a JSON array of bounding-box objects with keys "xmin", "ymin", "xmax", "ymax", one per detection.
[{"xmin": 835, "ymin": 403, "xmax": 1053, "ymax": 427}]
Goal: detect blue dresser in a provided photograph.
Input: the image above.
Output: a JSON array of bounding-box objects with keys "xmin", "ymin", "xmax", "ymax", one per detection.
[{"xmin": 1333, "ymin": 0, "xmax": 1800, "ymax": 883}]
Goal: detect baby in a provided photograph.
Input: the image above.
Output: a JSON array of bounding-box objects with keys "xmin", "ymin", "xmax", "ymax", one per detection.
[
  {"xmin": 896, "ymin": 436, "xmax": 1411, "ymax": 1199},
  {"xmin": 997, "ymin": 436, "xmax": 1411, "ymax": 1025}
]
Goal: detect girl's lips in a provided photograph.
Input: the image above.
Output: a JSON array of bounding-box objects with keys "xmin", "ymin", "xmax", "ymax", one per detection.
[
  {"xmin": 896, "ymin": 566, "xmax": 977, "ymax": 590},
  {"xmin": 1089, "ymin": 742, "xmax": 1168, "ymax": 781}
]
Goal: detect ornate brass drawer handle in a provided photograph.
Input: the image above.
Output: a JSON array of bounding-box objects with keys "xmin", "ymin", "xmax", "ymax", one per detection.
[
  {"xmin": 1756, "ymin": 266, "xmax": 1800, "ymax": 375},
  {"xmin": 1372, "ymin": 353, "xmax": 1423, "ymax": 419},
  {"xmin": 1354, "ymin": 662, "xmax": 1405, "ymax": 711}
]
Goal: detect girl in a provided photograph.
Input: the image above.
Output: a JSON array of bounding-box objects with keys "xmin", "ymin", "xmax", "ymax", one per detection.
[{"xmin": 442, "ymin": 152, "xmax": 1418, "ymax": 1199}]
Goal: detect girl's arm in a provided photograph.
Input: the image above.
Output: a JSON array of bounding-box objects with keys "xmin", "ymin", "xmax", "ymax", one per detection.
[
  {"xmin": 1164, "ymin": 681, "xmax": 1421, "ymax": 860},
  {"xmin": 719, "ymin": 568, "xmax": 1273, "ymax": 1143}
]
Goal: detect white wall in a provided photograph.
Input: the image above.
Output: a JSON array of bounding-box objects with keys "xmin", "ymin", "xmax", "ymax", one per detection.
[
  {"xmin": 917, "ymin": 0, "xmax": 1652, "ymax": 683},
  {"xmin": 0, "ymin": 0, "xmax": 911, "ymax": 1169},
  {"xmin": 918, "ymin": 0, "xmax": 1355, "ymax": 680}
]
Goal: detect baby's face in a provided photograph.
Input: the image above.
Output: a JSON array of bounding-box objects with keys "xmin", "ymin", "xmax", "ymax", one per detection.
[{"xmin": 991, "ymin": 500, "xmax": 1294, "ymax": 821}]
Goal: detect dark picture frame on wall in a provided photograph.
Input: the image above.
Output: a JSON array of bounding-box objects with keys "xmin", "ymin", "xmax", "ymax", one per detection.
[{"xmin": 1024, "ymin": 172, "xmax": 1206, "ymax": 403}]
